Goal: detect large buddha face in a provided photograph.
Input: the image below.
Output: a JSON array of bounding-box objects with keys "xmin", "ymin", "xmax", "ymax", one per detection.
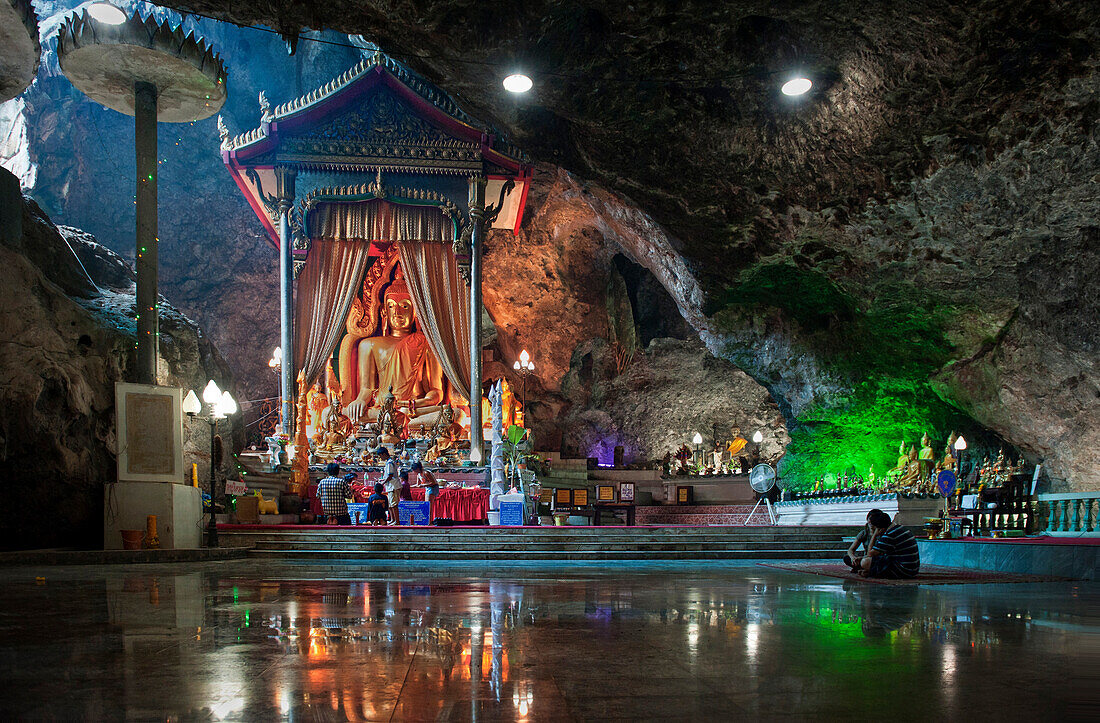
[{"xmin": 385, "ymin": 296, "xmax": 415, "ymax": 333}]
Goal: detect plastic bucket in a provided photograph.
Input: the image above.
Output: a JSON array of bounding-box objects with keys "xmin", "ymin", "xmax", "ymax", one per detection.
[{"xmin": 120, "ymin": 530, "xmax": 144, "ymax": 550}]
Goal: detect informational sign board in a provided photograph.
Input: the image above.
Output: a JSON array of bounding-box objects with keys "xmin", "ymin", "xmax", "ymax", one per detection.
[
  {"xmin": 619, "ymin": 482, "xmax": 635, "ymax": 502},
  {"xmin": 347, "ymin": 503, "xmax": 369, "ymax": 525},
  {"xmin": 555, "ymin": 488, "xmax": 572, "ymax": 506},
  {"xmin": 499, "ymin": 501, "xmax": 525, "ymax": 526},
  {"xmin": 573, "ymin": 488, "xmax": 589, "ymax": 506},
  {"xmin": 398, "ymin": 500, "xmax": 431, "ymax": 525},
  {"xmin": 596, "ymin": 485, "xmax": 616, "ymax": 502},
  {"xmin": 115, "ymin": 383, "xmax": 183, "ymax": 483}
]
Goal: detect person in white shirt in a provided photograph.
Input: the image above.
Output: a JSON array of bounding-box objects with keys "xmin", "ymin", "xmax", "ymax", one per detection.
[{"xmin": 377, "ymin": 447, "xmax": 400, "ymax": 524}]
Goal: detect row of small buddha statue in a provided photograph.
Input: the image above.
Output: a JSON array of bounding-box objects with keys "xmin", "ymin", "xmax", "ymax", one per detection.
[
  {"xmin": 882, "ymin": 433, "xmax": 1024, "ymax": 493},
  {"xmin": 308, "ymin": 389, "xmax": 464, "ymax": 466}
]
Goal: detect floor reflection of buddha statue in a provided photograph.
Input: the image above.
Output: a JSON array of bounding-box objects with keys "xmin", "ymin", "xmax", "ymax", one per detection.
[{"xmin": 339, "ymin": 261, "xmax": 446, "ymax": 427}]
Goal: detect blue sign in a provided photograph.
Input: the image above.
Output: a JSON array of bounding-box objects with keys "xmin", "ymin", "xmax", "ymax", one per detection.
[
  {"xmin": 936, "ymin": 469, "xmax": 957, "ymax": 497},
  {"xmin": 347, "ymin": 503, "xmax": 369, "ymax": 525},
  {"xmin": 398, "ymin": 500, "xmax": 431, "ymax": 525},
  {"xmin": 499, "ymin": 501, "xmax": 525, "ymax": 526}
]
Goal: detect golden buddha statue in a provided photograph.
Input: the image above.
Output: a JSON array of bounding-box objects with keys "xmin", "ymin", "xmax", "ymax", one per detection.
[
  {"xmin": 316, "ymin": 402, "xmax": 352, "ymax": 460},
  {"xmin": 338, "ymin": 251, "xmax": 447, "ymax": 428},
  {"xmin": 918, "ymin": 433, "xmax": 936, "ymax": 477},
  {"xmin": 369, "ymin": 389, "xmax": 408, "ymax": 445},
  {"xmin": 431, "ymin": 403, "xmax": 463, "ymax": 441},
  {"xmin": 897, "ymin": 445, "xmax": 923, "ymax": 489}
]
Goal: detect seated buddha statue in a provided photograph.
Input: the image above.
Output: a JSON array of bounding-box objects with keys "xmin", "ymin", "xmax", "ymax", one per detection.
[
  {"xmin": 918, "ymin": 433, "xmax": 936, "ymax": 478},
  {"xmin": 316, "ymin": 404, "xmax": 352, "ymax": 460},
  {"xmin": 897, "ymin": 445, "xmax": 923, "ymax": 489},
  {"xmin": 339, "ymin": 259, "xmax": 447, "ymax": 428},
  {"xmin": 887, "ymin": 442, "xmax": 910, "ymax": 481}
]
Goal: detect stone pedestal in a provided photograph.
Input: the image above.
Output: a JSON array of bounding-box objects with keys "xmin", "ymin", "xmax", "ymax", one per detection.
[
  {"xmin": 104, "ymin": 482, "xmax": 203, "ymax": 549},
  {"xmin": 775, "ymin": 493, "xmax": 945, "ymax": 526}
]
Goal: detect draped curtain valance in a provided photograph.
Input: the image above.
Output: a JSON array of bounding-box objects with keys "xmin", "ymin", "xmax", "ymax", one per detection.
[{"xmin": 309, "ymin": 199, "xmax": 456, "ymax": 244}]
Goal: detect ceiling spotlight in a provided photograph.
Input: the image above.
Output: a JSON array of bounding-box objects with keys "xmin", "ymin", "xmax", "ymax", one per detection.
[
  {"xmin": 503, "ymin": 73, "xmax": 533, "ymax": 93},
  {"xmin": 781, "ymin": 77, "xmax": 812, "ymax": 96},
  {"xmin": 87, "ymin": 2, "xmax": 127, "ymax": 24}
]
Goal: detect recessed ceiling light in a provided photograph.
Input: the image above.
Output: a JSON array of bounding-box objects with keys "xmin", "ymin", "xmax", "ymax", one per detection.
[
  {"xmin": 87, "ymin": 2, "xmax": 127, "ymax": 24},
  {"xmin": 503, "ymin": 73, "xmax": 533, "ymax": 93},
  {"xmin": 781, "ymin": 77, "xmax": 812, "ymax": 96}
]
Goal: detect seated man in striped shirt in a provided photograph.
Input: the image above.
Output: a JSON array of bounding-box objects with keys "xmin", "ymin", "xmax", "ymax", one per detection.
[{"xmin": 859, "ymin": 508, "xmax": 920, "ymax": 579}]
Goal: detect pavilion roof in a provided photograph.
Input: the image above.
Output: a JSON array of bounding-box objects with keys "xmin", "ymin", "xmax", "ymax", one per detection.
[{"xmin": 221, "ymin": 49, "xmax": 529, "ymax": 170}]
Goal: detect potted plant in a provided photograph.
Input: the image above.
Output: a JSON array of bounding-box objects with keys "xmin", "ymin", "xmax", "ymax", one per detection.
[{"xmin": 502, "ymin": 424, "xmax": 530, "ymax": 486}]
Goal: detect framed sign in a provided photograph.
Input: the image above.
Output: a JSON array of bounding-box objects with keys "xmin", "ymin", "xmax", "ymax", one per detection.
[
  {"xmin": 115, "ymin": 383, "xmax": 183, "ymax": 483},
  {"xmin": 573, "ymin": 488, "xmax": 589, "ymax": 506},
  {"xmin": 540, "ymin": 489, "xmax": 553, "ymax": 504},
  {"xmin": 596, "ymin": 485, "xmax": 616, "ymax": 502},
  {"xmin": 555, "ymin": 488, "xmax": 572, "ymax": 506},
  {"xmin": 677, "ymin": 485, "xmax": 694, "ymax": 504},
  {"xmin": 619, "ymin": 482, "xmax": 635, "ymax": 502}
]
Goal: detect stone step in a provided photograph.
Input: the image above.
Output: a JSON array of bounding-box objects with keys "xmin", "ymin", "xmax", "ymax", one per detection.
[
  {"xmin": 218, "ymin": 528, "xmax": 851, "ymax": 541},
  {"xmin": 247, "ymin": 541, "xmax": 840, "ymax": 552},
  {"xmin": 245, "ymin": 548, "xmax": 841, "ymax": 561}
]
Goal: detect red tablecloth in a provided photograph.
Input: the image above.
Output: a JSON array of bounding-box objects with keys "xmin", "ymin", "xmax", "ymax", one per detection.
[{"xmin": 412, "ymin": 487, "xmax": 490, "ymax": 522}]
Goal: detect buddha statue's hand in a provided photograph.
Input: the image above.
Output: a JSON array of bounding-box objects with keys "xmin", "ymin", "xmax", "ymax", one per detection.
[{"xmin": 346, "ymin": 398, "xmax": 369, "ymax": 422}]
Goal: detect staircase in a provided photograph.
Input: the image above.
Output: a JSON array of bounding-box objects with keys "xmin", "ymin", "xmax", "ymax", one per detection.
[
  {"xmin": 218, "ymin": 525, "xmax": 854, "ymax": 561},
  {"xmin": 535, "ymin": 453, "xmax": 590, "ymax": 490},
  {"xmin": 636, "ymin": 505, "xmax": 771, "ymax": 526}
]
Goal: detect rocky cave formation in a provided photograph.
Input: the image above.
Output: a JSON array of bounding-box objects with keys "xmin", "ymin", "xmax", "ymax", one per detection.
[
  {"xmin": 0, "ymin": 166, "xmax": 238, "ymax": 549},
  {"xmin": 3, "ymin": 0, "xmax": 1098, "ymax": 492}
]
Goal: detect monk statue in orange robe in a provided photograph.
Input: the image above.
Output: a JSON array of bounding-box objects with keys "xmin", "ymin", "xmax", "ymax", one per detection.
[{"xmin": 338, "ymin": 256, "xmax": 447, "ymax": 428}]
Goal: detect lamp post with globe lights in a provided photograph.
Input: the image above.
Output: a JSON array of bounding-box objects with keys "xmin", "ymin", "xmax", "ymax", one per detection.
[
  {"xmin": 512, "ymin": 349, "xmax": 534, "ymax": 425},
  {"xmin": 184, "ymin": 380, "xmax": 237, "ymax": 547}
]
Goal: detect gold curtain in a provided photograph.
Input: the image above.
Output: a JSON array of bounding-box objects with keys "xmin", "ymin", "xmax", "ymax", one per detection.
[
  {"xmin": 293, "ymin": 238, "xmax": 371, "ymax": 387},
  {"xmin": 398, "ymin": 241, "xmax": 472, "ymax": 403}
]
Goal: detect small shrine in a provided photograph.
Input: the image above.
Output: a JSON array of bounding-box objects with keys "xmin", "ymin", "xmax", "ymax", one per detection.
[{"xmin": 220, "ymin": 51, "xmax": 532, "ymax": 478}]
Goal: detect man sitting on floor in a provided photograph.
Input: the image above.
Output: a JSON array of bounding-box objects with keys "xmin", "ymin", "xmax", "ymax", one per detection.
[
  {"xmin": 859, "ymin": 508, "xmax": 920, "ymax": 579},
  {"xmin": 843, "ymin": 521, "xmax": 873, "ymax": 572},
  {"xmin": 317, "ymin": 462, "xmax": 352, "ymax": 525}
]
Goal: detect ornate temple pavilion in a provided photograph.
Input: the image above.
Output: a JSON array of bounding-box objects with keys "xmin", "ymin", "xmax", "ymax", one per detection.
[{"xmin": 218, "ymin": 51, "xmax": 532, "ymax": 448}]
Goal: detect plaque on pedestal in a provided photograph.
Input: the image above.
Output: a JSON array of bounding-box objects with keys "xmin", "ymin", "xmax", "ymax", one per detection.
[{"xmin": 499, "ymin": 501, "xmax": 525, "ymax": 526}]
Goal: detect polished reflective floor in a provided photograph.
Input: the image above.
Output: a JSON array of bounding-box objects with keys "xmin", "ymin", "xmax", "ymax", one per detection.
[{"xmin": 0, "ymin": 561, "xmax": 1095, "ymax": 720}]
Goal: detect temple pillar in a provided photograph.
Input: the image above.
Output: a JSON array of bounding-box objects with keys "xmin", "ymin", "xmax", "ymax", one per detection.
[
  {"xmin": 468, "ymin": 176, "xmax": 487, "ymax": 459},
  {"xmin": 276, "ymin": 166, "xmax": 297, "ymax": 436},
  {"xmin": 134, "ymin": 81, "xmax": 158, "ymax": 384}
]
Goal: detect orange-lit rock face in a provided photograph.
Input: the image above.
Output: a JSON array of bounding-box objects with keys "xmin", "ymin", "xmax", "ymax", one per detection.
[{"xmin": 482, "ymin": 166, "xmax": 788, "ymax": 464}]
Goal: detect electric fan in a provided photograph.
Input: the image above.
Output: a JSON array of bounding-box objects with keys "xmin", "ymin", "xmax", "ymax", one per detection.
[{"xmin": 748, "ymin": 464, "xmax": 779, "ymax": 525}]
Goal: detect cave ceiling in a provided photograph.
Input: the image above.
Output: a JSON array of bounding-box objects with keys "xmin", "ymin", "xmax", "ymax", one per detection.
[{"xmin": 172, "ymin": 0, "xmax": 1094, "ymax": 292}]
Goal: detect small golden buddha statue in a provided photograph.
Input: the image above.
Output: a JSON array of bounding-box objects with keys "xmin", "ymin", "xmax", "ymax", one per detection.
[
  {"xmin": 888, "ymin": 442, "xmax": 910, "ymax": 480},
  {"xmin": 918, "ymin": 433, "xmax": 936, "ymax": 477},
  {"xmin": 370, "ymin": 389, "xmax": 408, "ymax": 445},
  {"xmin": 897, "ymin": 445, "xmax": 923, "ymax": 489}
]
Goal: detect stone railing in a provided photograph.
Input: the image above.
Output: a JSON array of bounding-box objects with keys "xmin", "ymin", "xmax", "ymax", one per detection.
[{"xmin": 1035, "ymin": 492, "xmax": 1100, "ymax": 536}]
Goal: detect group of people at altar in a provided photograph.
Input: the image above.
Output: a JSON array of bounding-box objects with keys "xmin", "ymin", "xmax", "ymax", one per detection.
[{"xmin": 315, "ymin": 450, "xmax": 442, "ymax": 525}]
